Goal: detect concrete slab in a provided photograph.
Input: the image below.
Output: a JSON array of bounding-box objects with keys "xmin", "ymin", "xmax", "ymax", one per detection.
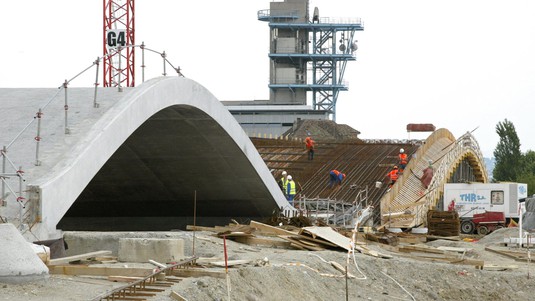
[
  {"xmin": 0, "ymin": 224, "xmax": 49, "ymax": 283},
  {"xmin": 118, "ymin": 238, "xmax": 184, "ymax": 263}
]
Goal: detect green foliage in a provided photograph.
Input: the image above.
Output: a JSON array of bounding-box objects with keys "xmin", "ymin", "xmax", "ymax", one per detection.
[
  {"xmin": 518, "ymin": 150, "xmax": 535, "ymax": 196},
  {"xmin": 493, "ymin": 119, "xmax": 522, "ymax": 181}
]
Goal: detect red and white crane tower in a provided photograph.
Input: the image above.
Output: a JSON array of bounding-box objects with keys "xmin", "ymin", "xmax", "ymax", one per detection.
[{"xmin": 103, "ymin": 0, "xmax": 135, "ymax": 87}]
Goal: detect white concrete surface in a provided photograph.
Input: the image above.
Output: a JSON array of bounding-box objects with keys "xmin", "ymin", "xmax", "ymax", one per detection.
[
  {"xmin": 0, "ymin": 223, "xmax": 49, "ymax": 283},
  {"xmin": 117, "ymin": 238, "xmax": 184, "ymax": 263},
  {"xmin": 1, "ymin": 77, "xmax": 288, "ymax": 241}
]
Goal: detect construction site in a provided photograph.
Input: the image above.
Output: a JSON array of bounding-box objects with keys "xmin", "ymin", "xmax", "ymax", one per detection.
[{"xmin": 1, "ymin": 0, "xmax": 535, "ymax": 300}]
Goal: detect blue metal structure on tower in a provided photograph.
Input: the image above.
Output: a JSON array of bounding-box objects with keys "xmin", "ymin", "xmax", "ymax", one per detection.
[{"xmin": 258, "ymin": 2, "xmax": 363, "ymax": 121}]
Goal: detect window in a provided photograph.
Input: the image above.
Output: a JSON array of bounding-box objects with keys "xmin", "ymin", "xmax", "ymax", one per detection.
[{"xmin": 491, "ymin": 191, "xmax": 504, "ymax": 205}]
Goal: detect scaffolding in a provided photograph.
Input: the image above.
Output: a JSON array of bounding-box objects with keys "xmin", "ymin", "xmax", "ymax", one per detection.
[
  {"xmin": 258, "ymin": 4, "xmax": 364, "ymax": 121},
  {"xmin": 294, "ymin": 185, "xmax": 371, "ymax": 228}
]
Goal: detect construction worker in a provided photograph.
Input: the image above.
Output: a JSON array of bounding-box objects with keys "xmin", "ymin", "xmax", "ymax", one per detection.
[
  {"xmin": 286, "ymin": 175, "xmax": 296, "ymax": 205},
  {"xmin": 305, "ymin": 136, "xmax": 315, "ymax": 160},
  {"xmin": 398, "ymin": 148, "xmax": 408, "ymax": 173},
  {"xmin": 328, "ymin": 169, "xmax": 346, "ymax": 188},
  {"xmin": 279, "ymin": 171, "xmax": 288, "ymax": 196},
  {"xmin": 386, "ymin": 166, "xmax": 399, "ymax": 190},
  {"xmin": 420, "ymin": 160, "xmax": 434, "ymax": 189}
]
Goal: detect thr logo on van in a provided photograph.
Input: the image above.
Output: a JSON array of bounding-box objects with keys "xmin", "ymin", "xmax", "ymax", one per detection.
[{"xmin": 459, "ymin": 193, "xmax": 486, "ymax": 202}]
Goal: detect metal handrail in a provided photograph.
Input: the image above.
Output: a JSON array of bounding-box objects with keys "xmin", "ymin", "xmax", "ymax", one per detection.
[{"xmin": 0, "ymin": 43, "xmax": 184, "ymax": 231}]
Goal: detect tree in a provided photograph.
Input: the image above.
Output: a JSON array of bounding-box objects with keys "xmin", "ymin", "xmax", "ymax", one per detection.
[
  {"xmin": 518, "ymin": 150, "xmax": 535, "ymax": 196},
  {"xmin": 492, "ymin": 119, "xmax": 522, "ymax": 181}
]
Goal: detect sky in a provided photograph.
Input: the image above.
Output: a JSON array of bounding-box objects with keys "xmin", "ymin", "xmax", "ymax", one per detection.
[{"xmin": 1, "ymin": 0, "xmax": 535, "ymax": 158}]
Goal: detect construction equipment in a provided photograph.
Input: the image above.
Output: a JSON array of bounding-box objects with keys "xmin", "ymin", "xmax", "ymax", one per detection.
[
  {"xmin": 444, "ymin": 182, "xmax": 528, "ymax": 234},
  {"xmin": 461, "ymin": 211, "xmax": 506, "ymax": 235}
]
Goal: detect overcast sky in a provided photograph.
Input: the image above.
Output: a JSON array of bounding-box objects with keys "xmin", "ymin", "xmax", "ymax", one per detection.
[{"xmin": 1, "ymin": 0, "xmax": 534, "ymax": 158}]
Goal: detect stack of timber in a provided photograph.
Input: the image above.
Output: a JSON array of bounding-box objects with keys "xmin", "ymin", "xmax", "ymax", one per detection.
[{"xmin": 427, "ymin": 210, "xmax": 460, "ymax": 237}]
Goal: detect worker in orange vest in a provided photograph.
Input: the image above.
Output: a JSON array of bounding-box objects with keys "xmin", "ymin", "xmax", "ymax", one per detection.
[
  {"xmin": 305, "ymin": 136, "xmax": 315, "ymax": 160},
  {"xmin": 386, "ymin": 166, "xmax": 399, "ymax": 190},
  {"xmin": 398, "ymin": 148, "xmax": 408, "ymax": 173},
  {"xmin": 328, "ymin": 169, "xmax": 346, "ymax": 188}
]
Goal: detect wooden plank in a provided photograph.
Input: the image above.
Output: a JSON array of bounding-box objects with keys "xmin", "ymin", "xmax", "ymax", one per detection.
[
  {"xmin": 186, "ymin": 225, "xmax": 218, "ymax": 232},
  {"xmin": 436, "ymin": 246, "xmax": 472, "ymax": 253},
  {"xmin": 233, "ymin": 236, "xmax": 292, "ymax": 248},
  {"xmin": 48, "ymin": 250, "xmax": 112, "ymax": 265},
  {"xmin": 49, "ymin": 265, "xmax": 154, "ymax": 277},
  {"xmin": 172, "ymin": 269, "xmax": 225, "ymax": 279},
  {"xmin": 170, "ymin": 291, "xmax": 189, "ymax": 301},
  {"xmin": 249, "ymin": 221, "xmax": 297, "ymax": 236},
  {"xmin": 288, "ymin": 234, "xmax": 339, "ymax": 248},
  {"xmin": 426, "ymin": 235, "xmax": 461, "ymax": 241},
  {"xmin": 484, "ymin": 247, "xmax": 531, "ymax": 261},
  {"xmin": 483, "ymin": 264, "xmax": 519, "ymax": 271},
  {"xmin": 107, "ymin": 276, "xmax": 144, "ymax": 282},
  {"xmin": 107, "ymin": 297, "xmax": 147, "ymax": 301},
  {"xmin": 278, "ymin": 235, "xmax": 325, "ymax": 251},
  {"xmin": 398, "ymin": 245, "xmax": 447, "ymax": 254},
  {"xmin": 300, "ymin": 227, "xmax": 351, "ymax": 251}
]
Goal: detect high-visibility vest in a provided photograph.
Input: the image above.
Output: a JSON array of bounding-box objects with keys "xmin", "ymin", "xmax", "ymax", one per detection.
[
  {"xmin": 331, "ymin": 170, "xmax": 340, "ymax": 176},
  {"xmin": 399, "ymin": 153, "xmax": 408, "ymax": 164},
  {"xmin": 389, "ymin": 170, "xmax": 399, "ymax": 181},
  {"xmin": 287, "ymin": 180, "xmax": 296, "ymax": 195},
  {"xmin": 281, "ymin": 177, "xmax": 288, "ymax": 189},
  {"xmin": 306, "ymin": 138, "xmax": 315, "ymax": 150}
]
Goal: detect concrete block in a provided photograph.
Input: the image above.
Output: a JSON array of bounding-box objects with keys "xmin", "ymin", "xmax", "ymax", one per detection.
[
  {"xmin": 118, "ymin": 238, "xmax": 184, "ymax": 263},
  {"xmin": 0, "ymin": 223, "xmax": 49, "ymax": 283}
]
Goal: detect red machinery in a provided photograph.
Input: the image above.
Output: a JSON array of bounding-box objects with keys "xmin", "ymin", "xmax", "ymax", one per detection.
[{"xmin": 461, "ymin": 211, "xmax": 506, "ymax": 235}]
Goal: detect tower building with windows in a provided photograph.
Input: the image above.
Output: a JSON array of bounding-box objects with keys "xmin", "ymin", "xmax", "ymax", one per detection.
[{"xmin": 225, "ymin": 0, "xmax": 363, "ymax": 136}]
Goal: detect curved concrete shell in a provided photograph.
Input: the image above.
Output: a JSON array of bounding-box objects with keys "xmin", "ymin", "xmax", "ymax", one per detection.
[{"xmin": 15, "ymin": 77, "xmax": 287, "ymax": 239}]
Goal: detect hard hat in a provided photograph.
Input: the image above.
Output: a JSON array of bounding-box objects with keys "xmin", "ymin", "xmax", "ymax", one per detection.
[
  {"xmin": 282, "ymin": 171, "xmax": 287, "ymax": 175},
  {"xmin": 400, "ymin": 148, "xmax": 405, "ymax": 153},
  {"xmin": 287, "ymin": 175, "xmax": 292, "ymax": 180},
  {"xmin": 342, "ymin": 173, "xmax": 346, "ymax": 178},
  {"xmin": 394, "ymin": 165, "xmax": 398, "ymax": 169}
]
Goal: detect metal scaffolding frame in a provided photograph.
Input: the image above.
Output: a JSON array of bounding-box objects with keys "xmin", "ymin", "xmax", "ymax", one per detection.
[{"xmin": 261, "ymin": 12, "xmax": 364, "ymax": 121}]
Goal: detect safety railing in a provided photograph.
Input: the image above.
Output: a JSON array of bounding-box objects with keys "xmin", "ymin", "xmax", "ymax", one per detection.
[
  {"xmin": 418, "ymin": 131, "xmax": 488, "ymax": 225},
  {"xmin": 293, "ymin": 189, "xmax": 370, "ymax": 228},
  {"xmin": 0, "ymin": 43, "xmax": 183, "ymax": 233}
]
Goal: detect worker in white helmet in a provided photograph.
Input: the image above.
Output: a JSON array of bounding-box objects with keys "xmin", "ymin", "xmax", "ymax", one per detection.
[
  {"xmin": 286, "ymin": 175, "xmax": 296, "ymax": 205},
  {"xmin": 398, "ymin": 148, "xmax": 408, "ymax": 173},
  {"xmin": 279, "ymin": 171, "xmax": 288, "ymax": 196}
]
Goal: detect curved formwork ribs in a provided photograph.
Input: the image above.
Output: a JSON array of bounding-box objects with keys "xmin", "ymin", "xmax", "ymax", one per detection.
[{"xmin": 379, "ymin": 128, "xmax": 488, "ymax": 229}]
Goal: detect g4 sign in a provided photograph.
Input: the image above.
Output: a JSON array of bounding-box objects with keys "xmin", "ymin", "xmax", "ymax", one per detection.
[{"xmin": 106, "ymin": 29, "xmax": 126, "ymax": 49}]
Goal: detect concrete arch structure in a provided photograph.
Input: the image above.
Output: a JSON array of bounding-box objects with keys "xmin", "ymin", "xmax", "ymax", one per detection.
[
  {"xmin": 380, "ymin": 128, "xmax": 488, "ymax": 228},
  {"xmin": 22, "ymin": 77, "xmax": 288, "ymax": 240}
]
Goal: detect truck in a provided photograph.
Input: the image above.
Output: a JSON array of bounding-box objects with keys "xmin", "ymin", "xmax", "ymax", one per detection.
[{"xmin": 442, "ymin": 182, "xmax": 528, "ymax": 234}]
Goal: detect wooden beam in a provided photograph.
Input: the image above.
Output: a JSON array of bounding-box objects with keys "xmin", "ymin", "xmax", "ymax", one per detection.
[
  {"xmin": 249, "ymin": 221, "xmax": 297, "ymax": 236},
  {"xmin": 170, "ymin": 291, "xmax": 189, "ymax": 301},
  {"xmin": 48, "ymin": 250, "xmax": 112, "ymax": 265},
  {"xmin": 186, "ymin": 225, "xmax": 218, "ymax": 232},
  {"xmin": 49, "ymin": 265, "xmax": 154, "ymax": 277}
]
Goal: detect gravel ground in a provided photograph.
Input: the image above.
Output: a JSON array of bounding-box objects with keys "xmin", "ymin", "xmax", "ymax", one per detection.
[{"xmin": 1, "ymin": 227, "xmax": 534, "ymax": 301}]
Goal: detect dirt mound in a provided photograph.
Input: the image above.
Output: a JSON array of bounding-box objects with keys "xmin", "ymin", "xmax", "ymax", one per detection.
[{"xmin": 283, "ymin": 119, "xmax": 361, "ymax": 141}]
